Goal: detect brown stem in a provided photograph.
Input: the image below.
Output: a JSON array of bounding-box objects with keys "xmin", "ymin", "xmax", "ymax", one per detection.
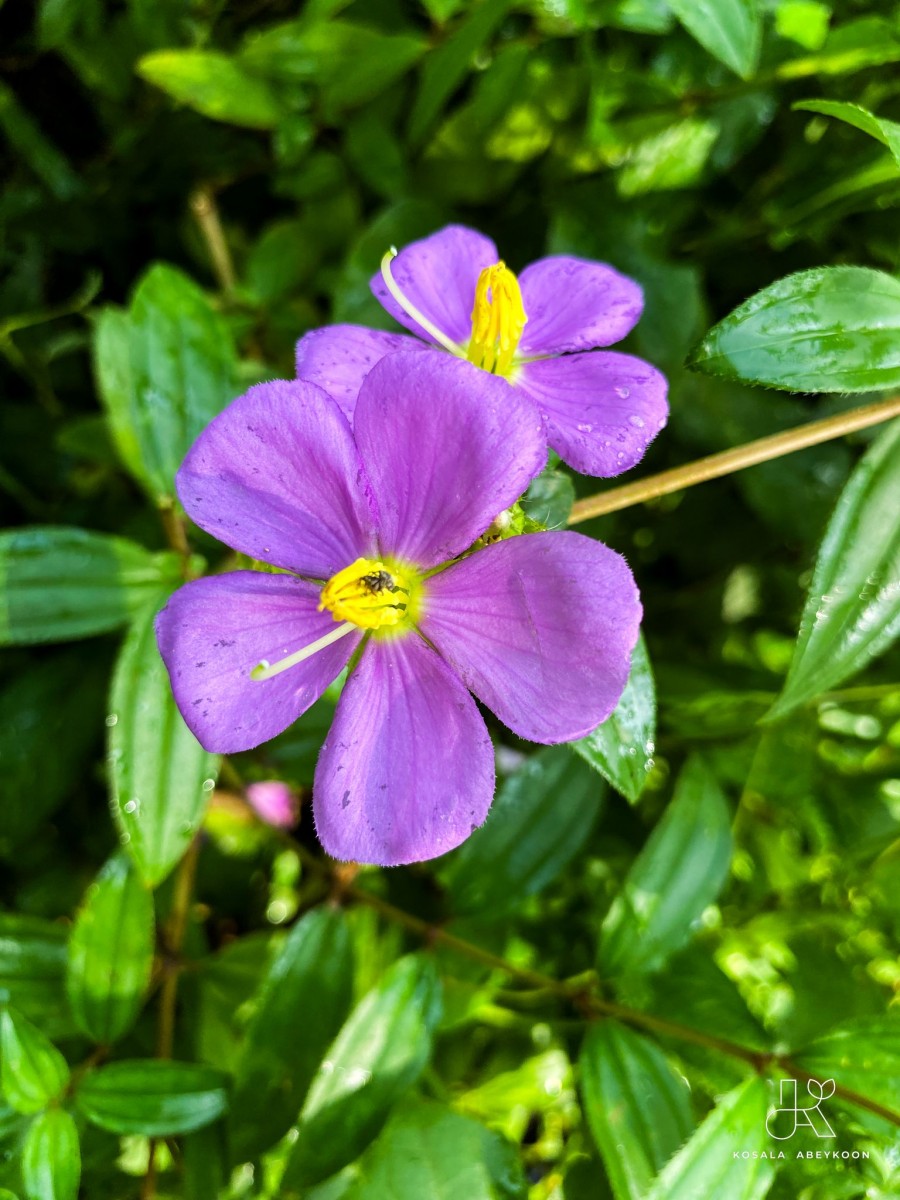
[
  {"xmin": 190, "ymin": 186, "xmax": 237, "ymax": 297},
  {"xmin": 158, "ymin": 497, "xmax": 193, "ymax": 578},
  {"xmin": 285, "ymin": 840, "xmax": 900, "ymax": 1129},
  {"xmin": 568, "ymin": 394, "xmax": 900, "ymax": 525}
]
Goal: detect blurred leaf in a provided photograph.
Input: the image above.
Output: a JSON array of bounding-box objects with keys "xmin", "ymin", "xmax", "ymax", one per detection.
[
  {"xmin": 246, "ymin": 219, "xmax": 321, "ymax": 305},
  {"xmin": 580, "ymin": 1021, "xmax": 693, "ymax": 1200},
  {"xmin": 667, "ymin": 0, "xmax": 761, "ymax": 79},
  {"xmin": 0, "ymin": 918, "xmax": 70, "ymax": 1041},
  {"xmin": 93, "ymin": 264, "xmax": 239, "ymax": 503},
  {"xmin": 774, "ymin": 2, "xmax": 830, "ymax": 50},
  {"xmin": 688, "ymin": 267, "xmax": 900, "ymax": 393},
  {"xmin": 76, "ymin": 1060, "xmax": 228, "ymax": 1135},
  {"xmin": 183, "ymin": 1122, "xmax": 228, "ymax": 1200},
  {"xmin": 0, "ymin": 81, "xmax": 82, "ymax": 201},
  {"xmin": 0, "ymin": 1006, "xmax": 70, "ymax": 1114},
  {"xmin": 241, "ymin": 21, "xmax": 426, "ymax": 120},
  {"xmin": 521, "ymin": 467, "xmax": 575, "ymax": 530},
  {"xmin": 599, "ymin": 756, "xmax": 732, "ymax": 978},
  {"xmin": 408, "ymin": 0, "xmax": 515, "ymax": 145},
  {"xmin": 137, "ymin": 51, "xmax": 283, "ymax": 129},
  {"xmin": 617, "ymin": 118, "xmax": 719, "ymax": 197},
  {"xmin": 339, "ymin": 1101, "xmax": 526, "ymax": 1200},
  {"xmin": 0, "ymin": 528, "xmax": 180, "ymax": 646},
  {"xmin": 108, "ymin": 598, "xmax": 219, "ymax": 887},
  {"xmin": 768, "ymin": 419, "xmax": 900, "ymax": 720},
  {"xmin": 442, "ymin": 747, "xmax": 604, "ymax": 917},
  {"xmin": 795, "ymin": 1016, "xmax": 900, "ymax": 1113},
  {"xmin": 575, "ymin": 634, "xmax": 655, "ymax": 804},
  {"xmin": 21, "ymin": 1108, "xmax": 80, "ymax": 1200},
  {"xmin": 283, "ymin": 955, "xmax": 442, "ymax": 1189},
  {"xmin": 231, "ymin": 907, "xmax": 354, "ymax": 1162},
  {"xmin": 776, "ymin": 17, "xmax": 900, "ymax": 79},
  {"xmin": 66, "ymin": 853, "xmax": 155, "ymax": 1045},
  {"xmin": 644, "ymin": 1077, "xmax": 774, "ymax": 1200},
  {"xmin": 794, "ymin": 99, "xmax": 900, "ymax": 169},
  {"xmin": 457, "ymin": 1050, "xmax": 573, "ymax": 1141}
]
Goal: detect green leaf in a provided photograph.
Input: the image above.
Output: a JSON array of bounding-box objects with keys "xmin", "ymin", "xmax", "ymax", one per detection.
[
  {"xmin": 108, "ymin": 598, "xmax": 220, "ymax": 887},
  {"xmin": 76, "ymin": 1060, "xmax": 228, "ymax": 1135},
  {"xmin": 0, "ymin": 917, "xmax": 70, "ymax": 1040},
  {"xmin": 283, "ymin": 955, "xmax": 442, "ymax": 1189},
  {"xmin": 93, "ymin": 263, "xmax": 239, "ymax": 503},
  {"xmin": 21, "ymin": 1109, "xmax": 80, "ymax": 1200},
  {"xmin": 520, "ymin": 467, "xmax": 575, "ymax": 530},
  {"xmin": 407, "ymin": 0, "xmax": 516, "ymax": 145},
  {"xmin": 137, "ymin": 50, "xmax": 283, "ymax": 129},
  {"xmin": 230, "ymin": 907, "xmax": 354, "ymax": 1162},
  {"xmin": 66, "ymin": 853, "xmax": 155, "ymax": 1044},
  {"xmin": 794, "ymin": 99, "xmax": 900, "ymax": 169},
  {"xmin": 574, "ymin": 634, "xmax": 655, "ymax": 804},
  {"xmin": 339, "ymin": 1101, "xmax": 526, "ymax": 1200},
  {"xmin": 767, "ymin": 419, "xmax": 900, "ymax": 720},
  {"xmin": 441, "ymin": 747, "xmax": 604, "ymax": 917},
  {"xmin": 644, "ymin": 1077, "xmax": 775, "ymax": 1200},
  {"xmin": 795, "ymin": 1016, "xmax": 900, "ymax": 1113},
  {"xmin": 0, "ymin": 528, "xmax": 180, "ymax": 646},
  {"xmin": 667, "ymin": 0, "xmax": 761, "ymax": 79},
  {"xmin": 580, "ymin": 1021, "xmax": 694, "ymax": 1200},
  {"xmin": 687, "ymin": 267, "xmax": 900, "ymax": 393},
  {"xmin": 0, "ymin": 1006, "xmax": 70, "ymax": 1114},
  {"xmin": 599, "ymin": 756, "xmax": 732, "ymax": 978},
  {"xmin": 617, "ymin": 118, "xmax": 719, "ymax": 197}
]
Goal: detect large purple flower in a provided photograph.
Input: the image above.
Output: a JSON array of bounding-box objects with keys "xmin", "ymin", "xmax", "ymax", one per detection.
[
  {"xmin": 295, "ymin": 224, "xmax": 668, "ymax": 477},
  {"xmin": 156, "ymin": 353, "xmax": 641, "ymax": 866}
]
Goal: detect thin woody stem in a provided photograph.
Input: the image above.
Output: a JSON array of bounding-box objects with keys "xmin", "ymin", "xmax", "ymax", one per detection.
[
  {"xmin": 284, "ymin": 837, "xmax": 900, "ymax": 1129},
  {"xmin": 568, "ymin": 393, "xmax": 900, "ymax": 525},
  {"xmin": 190, "ymin": 185, "xmax": 237, "ymax": 297}
]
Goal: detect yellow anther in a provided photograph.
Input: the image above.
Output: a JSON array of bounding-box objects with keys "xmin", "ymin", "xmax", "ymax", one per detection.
[
  {"xmin": 467, "ymin": 261, "xmax": 527, "ymax": 376},
  {"xmin": 319, "ymin": 558, "xmax": 411, "ymax": 630}
]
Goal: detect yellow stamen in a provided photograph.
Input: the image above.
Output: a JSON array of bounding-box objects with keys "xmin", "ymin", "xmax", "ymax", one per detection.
[
  {"xmin": 467, "ymin": 261, "xmax": 527, "ymax": 376},
  {"xmin": 318, "ymin": 558, "xmax": 411, "ymax": 630}
]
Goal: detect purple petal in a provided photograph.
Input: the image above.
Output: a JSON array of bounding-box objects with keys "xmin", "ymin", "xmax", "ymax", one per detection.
[
  {"xmin": 354, "ymin": 352, "xmax": 545, "ymax": 569},
  {"xmin": 516, "ymin": 351, "xmax": 668, "ymax": 477},
  {"xmin": 155, "ymin": 572, "xmax": 361, "ymax": 754},
  {"xmin": 314, "ymin": 634, "xmax": 494, "ymax": 866},
  {"xmin": 517, "ymin": 257, "xmax": 644, "ymax": 355},
  {"xmin": 176, "ymin": 380, "xmax": 377, "ymax": 578},
  {"xmin": 419, "ymin": 531, "xmax": 641, "ymax": 743},
  {"xmin": 295, "ymin": 325, "xmax": 423, "ymax": 421},
  {"xmin": 370, "ymin": 224, "xmax": 498, "ymax": 346}
]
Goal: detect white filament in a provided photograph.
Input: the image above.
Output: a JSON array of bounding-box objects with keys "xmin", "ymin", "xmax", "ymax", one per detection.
[
  {"xmin": 379, "ymin": 249, "xmax": 466, "ymax": 358},
  {"xmin": 251, "ymin": 621, "xmax": 356, "ymax": 682}
]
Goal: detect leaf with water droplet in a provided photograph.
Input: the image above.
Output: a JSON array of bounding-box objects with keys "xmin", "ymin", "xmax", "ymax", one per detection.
[{"xmin": 768, "ymin": 418, "xmax": 900, "ymax": 719}]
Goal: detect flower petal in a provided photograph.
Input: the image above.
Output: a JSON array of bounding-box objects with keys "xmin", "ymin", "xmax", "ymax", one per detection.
[
  {"xmin": 370, "ymin": 224, "xmax": 498, "ymax": 347},
  {"xmin": 420, "ymin": 531, "xmax": 641, "ymax": 743},
  {"xmin": 295, "ymin": 325, "xmax": 422, "ymax": 420},
  {"xmin": 354, "ymin": 351, "xmax": 545, "ymax": 569},
  {"xmin": 176, "ymin": 379, "xmax": 377, "ymax": 578},
  {"xmin": 155, "ymin": 572, "xmax": 361, "ymax": 754},
  {"xmin": 517, "ymin": 256, "xmax": 644, "ymax": 354},
  {"xmin": 314, "ymin": 634, "xmax": 495, "ymax": 865},
  {"xmin": 516, "ymin": 351, "xmax": 668, "ymax": 477}
]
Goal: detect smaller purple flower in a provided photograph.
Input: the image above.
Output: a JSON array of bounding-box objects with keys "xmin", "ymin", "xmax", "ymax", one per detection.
[
  {"xmin": 156, "ymin": 352, "xmax": 641, "ymax": 866},
  {"xmin": 295, "ymin": 224, "xmax": 668, "ymax": 478},
  {"xmin": 245, "ymin": 780, "xmax": 299, "ymax": 829}
]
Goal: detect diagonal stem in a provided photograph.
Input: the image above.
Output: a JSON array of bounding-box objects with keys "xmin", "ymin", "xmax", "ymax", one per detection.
[{"xmin": 568, "ymin": 394, "xmax": 900, "ymax": 525}]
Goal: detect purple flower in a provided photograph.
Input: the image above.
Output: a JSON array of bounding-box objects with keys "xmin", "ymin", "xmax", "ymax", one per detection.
[
  {"xmin": 156, "ymin": 352, "xmax": 641, "ymax": 866},
  {"xmin": 295, "ymin": 224, "xmax": 668, "ymax": 478},
  {"xmin": 245, "ymin": 780, "xmax": 299, "ymax": 829}
]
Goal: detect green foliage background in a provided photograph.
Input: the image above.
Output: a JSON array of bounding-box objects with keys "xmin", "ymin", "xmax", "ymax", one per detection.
[{"xmin": 1, "ymin": 0, "xmax": 900, "ymax": 1197}]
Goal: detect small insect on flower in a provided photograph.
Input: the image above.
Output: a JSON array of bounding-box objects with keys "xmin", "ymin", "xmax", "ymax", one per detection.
[
  {"xmin": 295, "ymin": 223, "xmax": 668, "ymax": 478},
  {"xmin": 156, "ymin": 353, "xmax": 641, "ymax": 866}
]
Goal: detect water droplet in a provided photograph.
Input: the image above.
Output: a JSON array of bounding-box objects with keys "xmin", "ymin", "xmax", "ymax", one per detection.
[
  {"xmin": 105, "ymin": 714, "xmax": 118, "ymax": 727},
  {"xmin": 123, "ymin": 799, "xmax": 138, "ymax": 814},
  {"xmin": 615, "ymin": 385, "xmax": 631, "ymax": 399},
  {"xmin": 628, "ymin": 414, "xmax": 645, "ymax": 429},
  {"xmin": 202, "ymin": 778, "xmax": 216, "ymax": 793}
]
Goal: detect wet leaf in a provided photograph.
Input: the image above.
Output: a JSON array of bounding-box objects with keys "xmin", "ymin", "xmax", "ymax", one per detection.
[{"xmin": 76, "ymin": 1061, "xmax": 228, "ymax": 1135}]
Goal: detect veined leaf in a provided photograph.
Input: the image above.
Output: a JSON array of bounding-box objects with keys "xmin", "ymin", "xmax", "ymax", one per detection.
[
  {"xmin": 0, "ymin": 1006, "xmax": 70, "ymax": 1114},
  {"xmin": 768, "ymin": 418, "xmax": 900, "ymax": 719},
  {"xmin": 580, "ymin": 1021, "xmax": 693, "ymax": 1200},
  {"xmin": 0, "ymin": 527, "xmax": 180, "ymax": 646},
  {"xmin": 22, "ymin": 1109, "xmax": 80, "ymax": 1200},
  {"xmin": 668, "ymin": 0, "xmax": 761, "ymax": 80},
  {"xmin": 599, "ymin": 756, "xmax": 732, "ymax": 978},
  {"xmin": 575, "ymin": 633, "xmax": 655, "ymax": 804},
  {"xmin": 794, "ymin": 99, "xmax": 900, "ymax": 168},
  {"xmin": 66, "ymin": 853, "xmax": 155, "ymax": 1044},
  {"xmin": 76, "ymin": 1060, "xmax": 228, "ymax": 1135},
  {"xmin": 108, "ymin": 598, "xmax": 219, "ymax": 887},
  {"xmin": 688, "ymin": 267, "xmax": 900, "ymax": 393},
  {"xmin": 282, "ymin": 955, "xmax": 442, "ymax": 1188},
  {"xmin": 795, "ymin": 1016, "xmax": 900, "ymax": 1114},
  {"xmin": 0, "ymin": 916, "xmax": 70, "ymax": 1040}
]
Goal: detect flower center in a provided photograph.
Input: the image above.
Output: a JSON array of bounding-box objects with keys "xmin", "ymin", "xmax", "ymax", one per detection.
[
  {"xmin": 319, "ymin": 558, "xmax": 411, "ymax": 630},
  {"xmin": 467, "ymin": 261, "xmax": 527, "ymax": 377}
]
